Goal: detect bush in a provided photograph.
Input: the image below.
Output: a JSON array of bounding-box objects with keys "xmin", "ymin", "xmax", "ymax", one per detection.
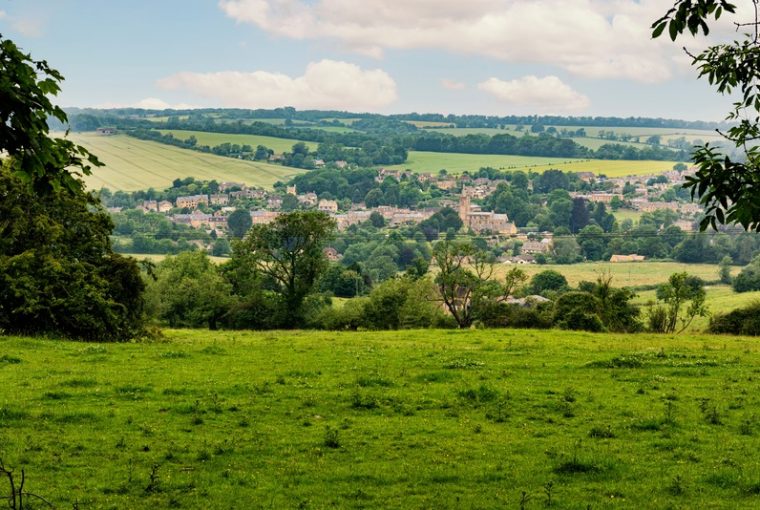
[
  {"xmin": 733, "ymin": 266, "xmax": 760, "ymax": 293},
  {"xmin": 709, "ymin": 302, "xmax": 760, "ymax": 336},
  {"xmin": 530, "ymin": 270, "xmax": 569, "ymax": 296},
  {"xmin": 553, "ymin": 291, "xmax": 604, "ymax": 332}
]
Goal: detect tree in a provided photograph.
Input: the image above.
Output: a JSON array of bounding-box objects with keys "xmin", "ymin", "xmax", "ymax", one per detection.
[
  {"xmin": 234, "ymin": 211, "xmax": 336, "ymax": 326},
  {"xmin": 0, "ymin": 34, "xmax": 144, "ymax": 341},
  {"xmin": 432, "ymin": 241, "xmax": 526, "ymax": 328},
  {"xmin": 530, "ymin": 270, "xmax": 568, "ymax": 296},
  {"xmin": 648, "ymin": 272, "xmax": 707, "ymax": 333},
  {"xmin": 145, "ymin": 252, "xmax": 231, "ymax": 329},
  {"xmin": 0, "ymin": 35, "xmax": 100, "ymax": 193},
  {"xmin": 227, "ymin": 209, "xmax": 253, "ymax": 238},
  {"xmin": 652, "ymin": 1, "xmax": 760, "ymax": 230}
]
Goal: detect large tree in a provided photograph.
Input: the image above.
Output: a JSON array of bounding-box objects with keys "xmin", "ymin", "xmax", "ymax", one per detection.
[
  {"xmin": 233, "ymin": 211, "xmax": 336, "ymax": 326},
  {"xmin": 0, "ymin": 34, "xmax": 145, "ymax": 341},
  {"xmin": 652, "ymin": 1, "xmax": 760, "ymax": 230}
]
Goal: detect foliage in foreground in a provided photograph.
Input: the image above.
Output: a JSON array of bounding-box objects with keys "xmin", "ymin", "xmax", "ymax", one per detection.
[
  {"xmin": 0, "ymin": 33, "xmax": 145, "ymax": 341},
  {"xmin": 1, "ymin": 329, "xmax": 759, "ymax": 509}
]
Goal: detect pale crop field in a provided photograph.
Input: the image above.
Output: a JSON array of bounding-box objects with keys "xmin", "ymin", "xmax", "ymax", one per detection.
[
  {"xmin": 157, "ymin": 129, "xmax": 316, "ymax": 154},
  {"xmin": 66, "ymin": 134, "xmax": 304, "ymax": 191},
  {"xmin": 387, "ymin": 151, "xmax": 679, "ymax": 176},
  {"xmin": 494, "ymin": 261, "xmax": 728, "ymax": 288}
]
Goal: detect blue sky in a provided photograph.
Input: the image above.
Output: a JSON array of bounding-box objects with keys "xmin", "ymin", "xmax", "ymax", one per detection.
[{"xmin": 0, "ymin": 0, "xmax": 740, "ymax": 121}]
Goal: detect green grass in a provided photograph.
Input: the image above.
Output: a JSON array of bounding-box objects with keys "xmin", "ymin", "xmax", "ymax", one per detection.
[
  {"xmin": 613, "ymin": 209, "xmax": 645, "ymax": 224},
  {"xmin": 634, "ymin": 284, "xmax": 760, "ymax": 331},
  {"xmin": 157, "ymin": 129, "xmax": 316, "ymax": 154},
  {"xmin": 499, "ymin": 261, "xmax": 728, "ymax": 288},
  {"xmin": 67, "ymin": 134, "xmax": 304, "ymax": 191},
  {"xmin": 2, "ymin": 328, "xmax": 760, "ymax": 509},
  {"xmin": 387, "ymin": 151, "xmax": 679, "ymax": 176}
]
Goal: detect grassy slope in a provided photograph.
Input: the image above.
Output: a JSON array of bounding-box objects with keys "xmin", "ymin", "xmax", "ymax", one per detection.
[
  {"xmin": 2, "ymin": 329, "xmax": 760, "ymax": 509},
  {"xmin": 68, "ymin": 134, "xmax": 304, "ymax": 191},
  {"xmin": 157, "ymin": 129, "xmax": 317, "ymax": 154},
  {"xmin": 387, "ymin": 151, "xmax": 678, "ymax": 176},
  {"xmin": 634, "ymin": 284, "xmax": 760, "ymax": 331}
]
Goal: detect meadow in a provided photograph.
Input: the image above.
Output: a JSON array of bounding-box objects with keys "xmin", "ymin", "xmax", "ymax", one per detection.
[
  {"xmin": 67, "ymin": 134, "xmax": 304, "ymax": 191},
  {"xmin": 387, "ymin": 151, "xmax": 678, "ymax": 176},
  {"xmin": 157, "ymin": 130, "xmax": 317, "ymax": 154},
  {"xmin": 2, "ymin": 329, "xmax": 759, "ymax": 509},
  {"xmin": 634, "ymin": 285, "xmax": 760, "ymax": 332}
]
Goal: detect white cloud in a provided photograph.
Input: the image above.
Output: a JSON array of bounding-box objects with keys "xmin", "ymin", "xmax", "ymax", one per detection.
[
  {"xmin": 0, "ymin": 10, "xmax": 6, "ymax": 20},
  {"xmin": 95, "ymin": 98, "xmax": 197, "ymax": 110},
  {"xmin": 441, "ymin": 79, "xmax": 466, "ymax": 91},
  {"xmin": 219, "ymin": 0, "xmax": 684, "ymax": 82},
  {"xmin": 157, "ymin": 59, "xmax": 398, "ymax": 111},
  {"xmin": 478, "ymin": 76, "xmax": 590, "ymax": 113}
]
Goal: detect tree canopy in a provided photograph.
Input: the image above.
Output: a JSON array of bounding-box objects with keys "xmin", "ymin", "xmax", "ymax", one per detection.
[{"xmin": 653, "ymin": 1, "xmax": 760, "ymax": 230}]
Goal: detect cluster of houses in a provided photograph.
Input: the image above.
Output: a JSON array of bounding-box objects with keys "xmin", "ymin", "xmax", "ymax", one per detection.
[{"xmin": 122, "ymin": 166, "xmax": 702, "ymax": 262}]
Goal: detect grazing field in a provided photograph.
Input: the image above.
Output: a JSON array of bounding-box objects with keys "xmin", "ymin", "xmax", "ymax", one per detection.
[
  {"xmin": 66, "ymin": 134, "xmax": 304, "ymax": 191},
  {"xmin": 387, "ymin": 151, "xmax": 678, "ymax": 176},
  {"xmin": 494, "ymin": 261, "xmax": 727, "ymax": 288},
  {"xmin": 157, "ymin": 130, "xmax": 316, "ymax": 154},
  {"xmin": 2, "ymin": 329, "xmax": 759, "ymax": 509}
]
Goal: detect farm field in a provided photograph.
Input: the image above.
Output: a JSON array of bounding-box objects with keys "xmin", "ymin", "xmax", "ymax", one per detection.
[
  {"xmin": 66, "ymin": 134, "xmax": 304, "ymax": 191},
  {"xmin": 431, "ymin": 128, "xmax": 652, "ymax": 150},
  {"xmin": 494, "ymin": 261, "xmax": 728, "ymax": 288},
  {"xmin": 157, "ymin": 129, "xmax": 316, "ymax": 154},
  {"xmin": 387, "ymin": 151, "xmax": 679, "ymax": 176},
  {"xmin": 2, "ymin": 329, "xmax": 760, "ymax": 509}
]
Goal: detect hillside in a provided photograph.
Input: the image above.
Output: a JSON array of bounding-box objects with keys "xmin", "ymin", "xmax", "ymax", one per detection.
[
  {"xmin": 67, "ymin": 133, "xmax": 304, "ymax": 191},
  {"xmin": 1, "ymin": 329, "xmax": 758, "ymax": 509},
  {"xmin": 157, "ymin": 129, "xmax": 317, "ymax": 154}
]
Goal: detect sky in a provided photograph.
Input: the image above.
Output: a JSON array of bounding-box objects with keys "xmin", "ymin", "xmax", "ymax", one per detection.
[{"xmin": 0, "ymin": 0, "xmax": 748, "ymax": 121}]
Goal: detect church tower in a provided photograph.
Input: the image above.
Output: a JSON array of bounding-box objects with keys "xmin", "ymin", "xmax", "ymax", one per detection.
[{"xmin": 458, "ymin": 193, "xmax": 471, "ymax": 228}]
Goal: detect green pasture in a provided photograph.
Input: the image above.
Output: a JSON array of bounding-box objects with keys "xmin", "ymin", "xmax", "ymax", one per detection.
[
  {"xmin": 2, "ymin": 328, "xmax": 760, "ymax": 509},
  {"xmin": 66, "ymin": 134, "xmax": 304, "ymax": 191},
  {"xmin": 157, "ymin": 130, "xmax": 316, "ymax": 154},
  {"xmin": 388, "ymin": 151, "xmax": 679, "ymax": 176}
]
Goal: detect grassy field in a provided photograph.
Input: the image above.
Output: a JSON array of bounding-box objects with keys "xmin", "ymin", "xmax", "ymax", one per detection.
[
  {"xmin": 67, "ymin": 134, "xmax": 304, "ymax": 191},
  {"xmin": 387, "ymin": 151, "xmax": 678, "ymax": 176},
  {"xmin": 634, "ymin": 285, "xmax": 760, "ymax": 331},
  {"xmin": 2, "ymin": 328, "xmax": 760, "ymax": 509},
  {"xmin": 612, "ymin": 209, "xmax": 645, "ymax": 224},
  {"xmin": 157, "ymin": 130, "xmax": 316, "ymax": 154},
  {"xmin": 495, "ymin": 261, "xmax": 727, "ymax": 288}
]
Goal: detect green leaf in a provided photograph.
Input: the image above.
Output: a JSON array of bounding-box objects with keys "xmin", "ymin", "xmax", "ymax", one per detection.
[
  {"xmin": 652, "ymin": 22, "xmax": 667, "ymax": 38},
  {"xmin": 669, "ymin": 20, "xmax": 679, "ymax": 41}
]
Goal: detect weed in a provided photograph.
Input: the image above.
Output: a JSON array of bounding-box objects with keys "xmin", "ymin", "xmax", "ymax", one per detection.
[
  {"xmin": 445, "ymin": 358, "xmax": 485, "ymax": 369},
  {"xmin": 588, "ymin": 426, "xmax": 615, "ymax": 439},
  {"xmin": 458, "ymin": 385, "xmax": 499, "ymax": 405},
  {"xmin": 159, "ymin": 351, "xmax": 190, "ymax": 359},
  {"xmin": 667, "ymin": 475, "xmax": 685, "ymax": 495},
  {"xmin": 323, "ymin": 427, "xmax": 341, "ymax": 449},
  {"xmin": 144, "ymin": 464, "xmax": 161, "ymax": 494},
  {"xmin": 544, "ymin": 480, "xmax": 554, "ymax": 506}
]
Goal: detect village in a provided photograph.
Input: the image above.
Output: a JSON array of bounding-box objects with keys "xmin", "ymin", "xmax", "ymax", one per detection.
[{"xmin": 106, "ymin": 164, "xmax": 704, "ymax": 264}]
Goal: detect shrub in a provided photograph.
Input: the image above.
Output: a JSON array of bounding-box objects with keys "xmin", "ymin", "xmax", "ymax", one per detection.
[
  {"xmin": 553, "ymin": 292, "xmax": 604, "ymax": 332},
  {"xmin": 709, "ymin": 302, "xmax": 760, "ymax": 336}
]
